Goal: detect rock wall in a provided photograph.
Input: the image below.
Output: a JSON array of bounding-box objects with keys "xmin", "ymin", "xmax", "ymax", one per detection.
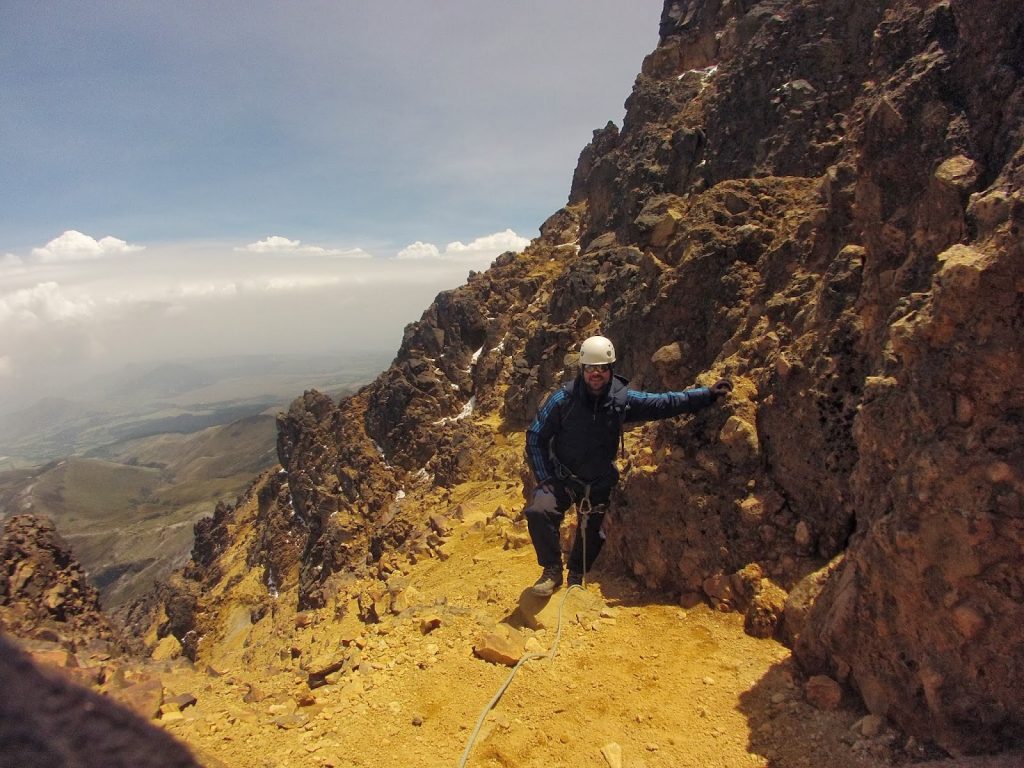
[{"xmin": 560, "ymin": 0, "xmax": 1023, "ymax": 754}]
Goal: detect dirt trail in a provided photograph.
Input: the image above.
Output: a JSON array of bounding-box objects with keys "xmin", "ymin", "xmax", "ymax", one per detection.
[{"xmin": 151, "ymin": 480, "xmax": 900, "ymax": 768}]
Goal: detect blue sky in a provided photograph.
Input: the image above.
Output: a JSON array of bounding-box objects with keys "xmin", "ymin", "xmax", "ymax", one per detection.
[{"xmin": 0, "ymin": 1, "xmax": 663, "ymax": 410}]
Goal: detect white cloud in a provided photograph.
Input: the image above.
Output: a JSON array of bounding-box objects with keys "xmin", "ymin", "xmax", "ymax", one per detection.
[
  {"xmin": 0, "ymin": 356, "xmax": 12, "ymax": 378},
  {"xmin": 170, "ymin": 275, "xmax": 346, "ymax": 300},
  {"xmin": 237, "ymin": 235, "xmax": 371, "ymax": 258},
  {"xmin": 0, "ymin": 282, "xmax": 95, "ymax": 327},
  {"xmin": 30, "ymin": 230, "xmax": 143, "ymax": 263},
  {"xmin": 397, "ymin": 241, "xmax": 441, "ymax": 260},
  {"xmin": 241, "ymin": 235, "xmax": 299, "ymax": 252},
  {"xmin": 446, "ymin": 228, "xmax": 529, "ymax": 255},
  {"xmin": 1, "ymin": 253, "xmax": 23, "ymax": 267},
  {"xmin": 396, "ymin": 229, "xmax": 528, "ymax": 260}
]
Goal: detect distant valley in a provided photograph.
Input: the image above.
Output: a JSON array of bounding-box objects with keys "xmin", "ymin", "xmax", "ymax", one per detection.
[
  {"xmin": 0, "ymin": 351, "xmax": 392, "ymax": 464},
  {"xmin": 0, "ymin": 350, "xmax": 391, "ymax": 607}
]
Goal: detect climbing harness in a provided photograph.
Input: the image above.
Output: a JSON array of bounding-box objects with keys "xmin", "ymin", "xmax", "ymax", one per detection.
[{"xmin": 546, "ymin": 455, "xmax": 598, "ymax": 588}]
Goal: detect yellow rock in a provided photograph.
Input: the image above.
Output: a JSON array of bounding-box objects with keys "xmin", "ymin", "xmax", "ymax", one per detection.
[
  {"xmin": 718, "ymin": 415, "xmax": 760, "ymax": 463},
  {"xmin": 151, "ymin": 634, "xmax": 183, "ymax": 662}
]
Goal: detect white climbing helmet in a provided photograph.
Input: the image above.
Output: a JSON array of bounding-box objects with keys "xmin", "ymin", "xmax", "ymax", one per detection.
[{"xmin": 579, "ymin": 335, "xmax": 616, "ymax": 365}]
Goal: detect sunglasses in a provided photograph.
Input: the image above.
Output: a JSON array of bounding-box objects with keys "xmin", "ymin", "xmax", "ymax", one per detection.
[{"xmin": 582, "ymin": 364, "xmax": 611, "ymax": 374}]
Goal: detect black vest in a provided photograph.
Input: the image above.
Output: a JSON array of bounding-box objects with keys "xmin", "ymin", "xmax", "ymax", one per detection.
[{"xmin": 550, "ymin": 375, "xmax": 628, "ymax": 489}]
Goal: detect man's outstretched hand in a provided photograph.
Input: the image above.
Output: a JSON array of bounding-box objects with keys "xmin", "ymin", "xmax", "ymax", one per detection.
[{"xmin": 710, "ymin": 378, "xmax": 733, "ymax": 401}]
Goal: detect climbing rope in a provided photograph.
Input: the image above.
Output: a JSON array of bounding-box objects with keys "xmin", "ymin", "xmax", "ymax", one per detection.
[
  {"xmin": 456, "ymin": 580, "xmax": 585, "ymax": 767},
  {"xmin": 576, "ymin": 491, "xmax": 592, "ymax": 589},
  {"xmin": 458, "ymin": 483, "xmax": 597, "ymax": 766}
]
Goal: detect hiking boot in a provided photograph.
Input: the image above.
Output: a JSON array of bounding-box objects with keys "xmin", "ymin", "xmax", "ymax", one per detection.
[
  {"xmin": 567, "ymin": 570, "xmax": 584, "ymax": 588},
  {"xmin": 530, "ymin": 566, "xmax": 563, "ymax": 597}
]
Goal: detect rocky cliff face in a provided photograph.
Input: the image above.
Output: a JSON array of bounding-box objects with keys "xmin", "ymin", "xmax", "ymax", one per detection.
[
  {"xmin": 160, "ymin": 0, "xmax": 1022, "ymax": 757},
  {"xmin": 1, "ymin": 515, "xmax": 125, "ymax": 650},
  {"xmin": 570, "ymin": 0, "xmax": 1024, "ymax": 754}
]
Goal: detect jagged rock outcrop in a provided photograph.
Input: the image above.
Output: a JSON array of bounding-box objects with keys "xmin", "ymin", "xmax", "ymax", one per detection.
[
  {"xmin": 0, "ymin": 516, "xmax": 204, "ymax": 766},
  {"xmin": 172, "ymin": 0, "xmax": 1022, "ymax": 757},
  {"xmin": 1, "ymin": 514, "xmax": 124, "ymax": 651},
  {"xmin": 242, "ymin": 385, "xmax": 483, "ymax": 609}
]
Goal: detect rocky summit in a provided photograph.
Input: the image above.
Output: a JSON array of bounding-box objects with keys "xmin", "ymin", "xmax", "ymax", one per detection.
[{"xmin": 2, "ymin": 1, "xmax": 1023, "ymax": 766}]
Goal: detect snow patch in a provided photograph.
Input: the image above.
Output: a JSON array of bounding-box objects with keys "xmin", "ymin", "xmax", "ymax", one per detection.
[
  {"xmin": 679, "ymin": 64, "xmax": 718, "ymax": 93},
  {"xmin": 433, "ymin": 396, "xmax": 476, "ymax": 426},
  {"xmin": 373, "ymin": 440, "xmax": 394, "ymax": 469}
]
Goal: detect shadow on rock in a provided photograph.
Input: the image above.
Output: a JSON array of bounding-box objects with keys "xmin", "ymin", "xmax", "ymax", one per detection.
[
  {"xmin": 504, "ymin": 584, "xmax": 605, "ymax": 632},
  {"xmin": 0, "ymin": 633, "xmax": 203, "ymax": 768}
]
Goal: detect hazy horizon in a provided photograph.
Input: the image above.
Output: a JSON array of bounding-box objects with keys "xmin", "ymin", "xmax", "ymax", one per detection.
[{"xmin": 0, "ymin": 238, "xmax": 516, "ymax": 411}]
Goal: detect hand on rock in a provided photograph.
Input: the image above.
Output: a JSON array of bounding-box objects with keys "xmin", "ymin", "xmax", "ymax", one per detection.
[{"xmin": 710, "ymin": 378, "xmax": 733, "ymax": 401}]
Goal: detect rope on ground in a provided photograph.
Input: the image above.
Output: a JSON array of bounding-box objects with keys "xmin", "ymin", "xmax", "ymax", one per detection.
[{"xmin": 456, "ymin": 583, "xmax": 584, "ymax": 768}]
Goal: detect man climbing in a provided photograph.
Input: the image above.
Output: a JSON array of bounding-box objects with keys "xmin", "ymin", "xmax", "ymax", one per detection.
[{"xmin": 524, "ymin": 335, "xmax": 733, "ymax": 597}]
